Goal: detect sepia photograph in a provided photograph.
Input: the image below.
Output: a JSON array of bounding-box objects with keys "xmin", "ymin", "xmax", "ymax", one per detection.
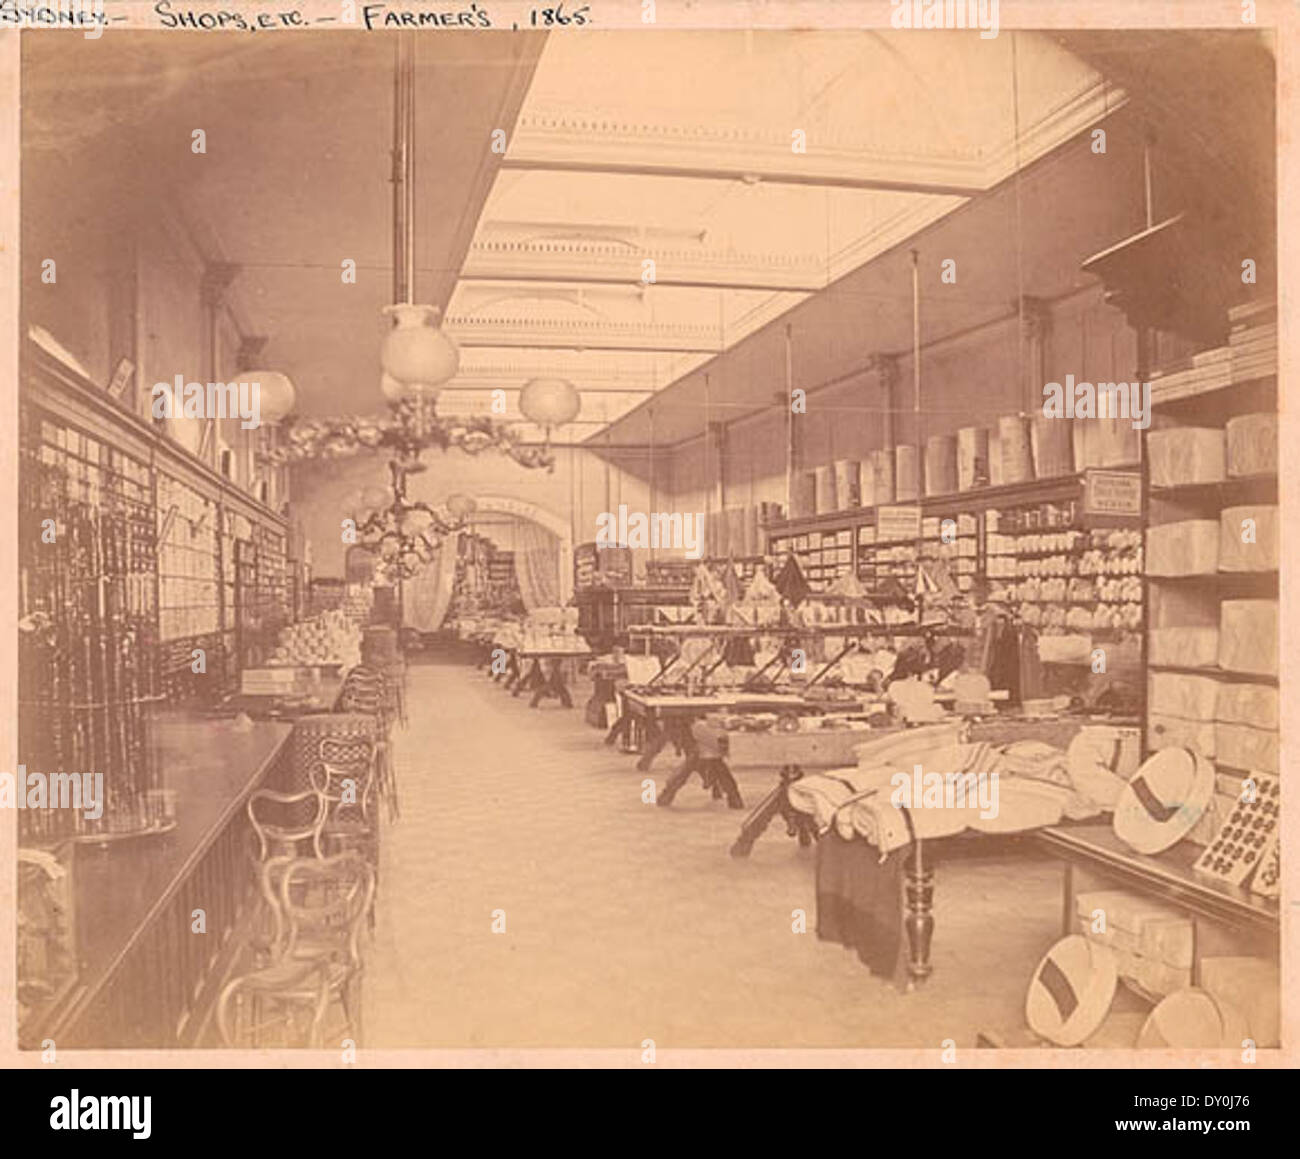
[{"xmin": 2, "ymin": 0, "xmax": 1294, "ymax": 1113}]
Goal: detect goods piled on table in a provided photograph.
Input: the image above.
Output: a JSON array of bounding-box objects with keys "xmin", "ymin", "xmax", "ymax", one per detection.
[{"xmin": 270, "ymin": 609, "xmax": 362, "ymax": 668}]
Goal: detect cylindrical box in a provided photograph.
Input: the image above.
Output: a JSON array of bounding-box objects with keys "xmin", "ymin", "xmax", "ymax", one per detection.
[
  {"xmin": 858, "ymin": 460, "xmax": 875, "ymax": 509},
  {"xmin": 814, "ymin": 464, "xmax": 838, "ymax": 514},
  {"xmin": 925, "ymin": 435, "xmax": 958, "ymax": 497},
  {"xmin": 834, "ymin": 459, "xmax": 861, "ymax": 508},
  {"xmin": 894, "ymin": 444, "xmax": 919, "ymax": 502},
  {"xmin": 872, "ymin": 449, "xmax": 895, "ymax": 505},
  {"xmin": 998, "ymin": 415, "xmax": 1034, "ymax": 484},
  {"xmin": 957, "ymin": 426, "xmax": 989, "ymax": 490},
  {"xmin": 791, "ymin": 471, "xmax": 817, "ymax": 519},
  {"xmin": 1031, "ymin": 416, "xmax": 1074, "ymax": 478}
]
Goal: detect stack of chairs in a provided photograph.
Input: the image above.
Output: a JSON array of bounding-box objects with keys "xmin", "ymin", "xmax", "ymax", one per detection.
[
  {"xmin": 221, "ymin": 730, "xmax": 384, "ymax": 1047},
  {"xmin": 216, "ymin": 851, "xmax": 374, "ymax": 1047},
  {"xmin": 310, "ymin": 735, "xmax": 381, "ymax": 926},
  {"xmin": 337, "ymin": 668, "xmax": 399, "ymax": 820}
]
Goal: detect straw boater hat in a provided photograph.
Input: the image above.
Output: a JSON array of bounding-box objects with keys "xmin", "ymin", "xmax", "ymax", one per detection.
[
  {"xmin": 1137, "ymin": 988, "xmax": 1251, "ymax": 1049},
  {"xmin": 1066, "ymin": 725, "xmax": 1138, "ymax": 808},
  {"xmin": 1112, "ymin": 747, "xmax": 1215, "ymax": 855},
  {"xmin": 1025, "ymin": 935, "xmax": 1118, "ymax": 1046}
]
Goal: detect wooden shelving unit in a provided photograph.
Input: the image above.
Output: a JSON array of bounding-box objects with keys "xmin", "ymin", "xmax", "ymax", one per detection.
[
  {"xmin": 1141, "ymin": 298, "xmax": 1278, "ymax": 866},
  {"xmin": 20, "ymin": 340, "xmax": 291, "ymax": 713}
]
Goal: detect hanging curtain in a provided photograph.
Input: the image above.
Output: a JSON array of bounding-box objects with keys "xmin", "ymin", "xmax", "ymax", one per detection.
[
  {"xmin": 403, "ymin": 536, "xmax": 459, "ymax": 632},
  {"xmin": 514, "ymin": 519, "xmax": 561, "ymax": 611}
]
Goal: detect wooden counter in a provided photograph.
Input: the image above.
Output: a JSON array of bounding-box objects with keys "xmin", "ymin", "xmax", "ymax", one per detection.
[{"xmin": 21, "ymin": 713, "xmax": 294, "ymax": 1049}]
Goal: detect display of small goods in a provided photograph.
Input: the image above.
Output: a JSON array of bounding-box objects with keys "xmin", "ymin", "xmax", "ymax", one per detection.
[
  {"xmin": 920, "ymin": 513, "xmax": 978, "ymax": 592},
  {"xmin": 728, "ymin": 567, "xmax": 784, "ymax": 626},
  {"xmin": 987, "ymin": 520, "xmax": 1143, "ymax": 634},
  {"xmin": 856, "ymin": 522, "xmax": 921, "ymax": 604},
  {"xmin": 270, "ymin": 609, "xmax": 363, "ymax": 668},
  {"xmin": 574, "ymin": 541, "xmax": 633, "ymax": 589},
  {"xmin": 157, "ymin": 472, "xmax": 221, "ymax": 642},
  {"xmin": 1193, "ymin": 773, "xmax": 1279, "ymax": 889},
  {"xmin": 645, "ymin": 559, "xmax": 697, "ymax": 587},
  {"xmin": 307, "ymin": 579, "xmax": 373, "ymax": 622},
  {"xmin": 252, "ymin": 522, "xmax": 292, "ymax": 628},
  {"xmin": 521, "ymin": 607, "xmax": 589, "ymax": 652},
  {"xmin": 18, "ymin": 410, "xmax": 163, "ymax": 842},
  {"xmin": 768, "ymin": 527, "xmax": 852, "ymax": 591}
]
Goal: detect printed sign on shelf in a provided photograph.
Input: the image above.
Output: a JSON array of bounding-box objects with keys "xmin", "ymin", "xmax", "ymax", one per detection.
[
  {"xmin": 876, "ymin": 505, "xmax": 922, "ymax": 543},
  {"xmin": 1083, "ymin": 470, "xmax": 1142, "ymax": 516}
]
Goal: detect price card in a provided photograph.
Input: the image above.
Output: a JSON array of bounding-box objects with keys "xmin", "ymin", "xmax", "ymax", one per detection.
[
  {"xmin": 1083, "ymin": 470, "xmax": 1141, "ymax": 516},
  {"xmin": 876, "ymin": 505, "xmax": 921, "ymax": 543}
]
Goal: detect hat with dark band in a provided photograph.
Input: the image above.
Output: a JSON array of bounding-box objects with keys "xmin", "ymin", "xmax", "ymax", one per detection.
[
  {"xmin": 1112, "ymin": 747, "xmax": 1215, "ymax": 855},
  {"xmin": 1026, "ymin": 934, "xmax": 1118, "ymax": 1046}
]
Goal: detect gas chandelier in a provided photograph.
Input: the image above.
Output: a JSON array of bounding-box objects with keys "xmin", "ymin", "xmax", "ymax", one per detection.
[
  {"xmin": 355, "ymin": 458, "xmax": 477, "ymax": 583},
  {"xmin": 265, "ymin": 33, "xmax": 578, "ymax": 473}
]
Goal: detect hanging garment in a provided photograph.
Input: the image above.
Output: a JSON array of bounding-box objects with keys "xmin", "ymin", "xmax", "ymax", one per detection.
[
  {"xmin": 1018, "ymin": 622, "xmax": 1044, "ymax": 702},
  {"xmin": 985, "ymin": 618, "xmax": 1022, "ymax": 700},
  {"xmin": 815, "ymin": 832, "xmax": 908, "ymax": 985},
  {"xmin": 773, "ymin": 554, "xmax": 812, "ymax": 607},
  {"xmin": 721, "ymin": 634, "xmax": 755, "ymax": 667}
]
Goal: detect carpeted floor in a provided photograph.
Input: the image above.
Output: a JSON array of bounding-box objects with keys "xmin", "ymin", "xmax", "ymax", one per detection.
[{"xmin": 360, "ymin": 657, "xmax": 1067, "ymax": 1048}]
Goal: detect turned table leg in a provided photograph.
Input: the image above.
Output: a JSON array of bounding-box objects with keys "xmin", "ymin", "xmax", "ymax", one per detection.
[{"xmin": 904, "ymin": 838, "xmax": 935, "ymax": 985}]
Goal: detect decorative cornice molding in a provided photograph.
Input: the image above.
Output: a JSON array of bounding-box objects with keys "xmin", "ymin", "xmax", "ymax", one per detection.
[{"xmin": 444, "ymin": 313, "xmax": 723, "ymax": 352}]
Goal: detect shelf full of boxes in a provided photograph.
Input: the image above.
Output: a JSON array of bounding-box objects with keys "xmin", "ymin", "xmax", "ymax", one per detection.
[
  {"xmin": 21, "ymin": 342, "xmax": 294, "ymax": 712},
  {"xmin": 1142, "ymin": 298, "xmax": 1279, "ymax": 897},
  {"xmin": 760, "ymin": 431, "xmax": 1145, "ymax": 680}
]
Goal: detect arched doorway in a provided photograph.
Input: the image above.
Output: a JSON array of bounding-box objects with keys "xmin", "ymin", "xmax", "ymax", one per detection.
[
  {"xmin": 469, "ymin": 496, "xmax": 574, "ymax": 606},
  {"xmin": 403, "ymin": 497, "xmax": 573, "ymax": 633}
]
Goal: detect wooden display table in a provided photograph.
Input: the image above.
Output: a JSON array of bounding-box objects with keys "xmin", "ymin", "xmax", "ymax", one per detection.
[
  {"xmin": 584, "ymin": 659, "xmax": 628, "ymax": 728},
  {"xmin": 701, "ymin": 723, "xmax": 887, "ymax": 856},
  {"xmin": 1035, "ymin": 822, "xmax": 1280, "ymax": 940},
  {"xmin": 514, "ymin": 645, "xmax": 593, "ymax": 708},
  {"xmin": 619, "ymin": 689, "xmax": 867, "ymax": 809}
]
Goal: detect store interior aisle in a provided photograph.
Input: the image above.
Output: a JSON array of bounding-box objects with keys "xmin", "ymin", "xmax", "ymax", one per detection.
[{"xmin": 360, "ymin": 659, "xmax": 1066, "ymax": 1049}]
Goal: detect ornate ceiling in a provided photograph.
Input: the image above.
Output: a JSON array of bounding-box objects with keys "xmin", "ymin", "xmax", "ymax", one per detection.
[{"xmin": 436, "ymin": 30, "xmax": 1117, "ymax": 444}]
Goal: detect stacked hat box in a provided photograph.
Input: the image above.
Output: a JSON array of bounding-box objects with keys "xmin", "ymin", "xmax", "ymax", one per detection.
[
  {"xmin": 1225, "ymin": 412, "xmax": 1277, "ymax": 476},
  {"xmin": 1074, "ymin": 889, "xmax": 1193, "ymax": 1001},
  {"xmin": 1148, "ymin": 427, "xmax": 1225, "ymax": 486}
]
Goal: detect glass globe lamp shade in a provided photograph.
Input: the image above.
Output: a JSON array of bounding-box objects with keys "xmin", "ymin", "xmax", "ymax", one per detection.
[
  {"xmin": 380, "ymin": 304, "xmax": 459, "ymax": 389},
  {"xmin": 399, "ymin": 507, "xmax": 434, "ymax": 536},
  {"xmin": 519, "ymin": 377, "xmax": 581, "ymax": 428},
  {"xmin": 245, "ymin": 370, "xmax": 297, "ymax": 424},
  {"xmin": 446, "ymin": 493, "xmax": 477, "ymax": 519},
  {"xmin": 380, "ymin": 373, "xmax": 408, "ymax": 403},
  {"xmin": 360, "ymin": 485, "xmax": 391, "ymax": 510}
]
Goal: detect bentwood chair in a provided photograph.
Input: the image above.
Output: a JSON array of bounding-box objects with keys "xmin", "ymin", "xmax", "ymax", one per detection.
[
  {"xmin": 310, "ymin": 736, "xmax": 381, "ymax": 926},
  {"xmin": 245, "ymin": 787, "xmax": 329, "ymax": 957},
  {"xmin": 216, "ymin": 852, "xmax": 375, "ymax": 1048},
  {"xmin": 339, "ymin": 666, "xmax": 399, "ymax": 820}
]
